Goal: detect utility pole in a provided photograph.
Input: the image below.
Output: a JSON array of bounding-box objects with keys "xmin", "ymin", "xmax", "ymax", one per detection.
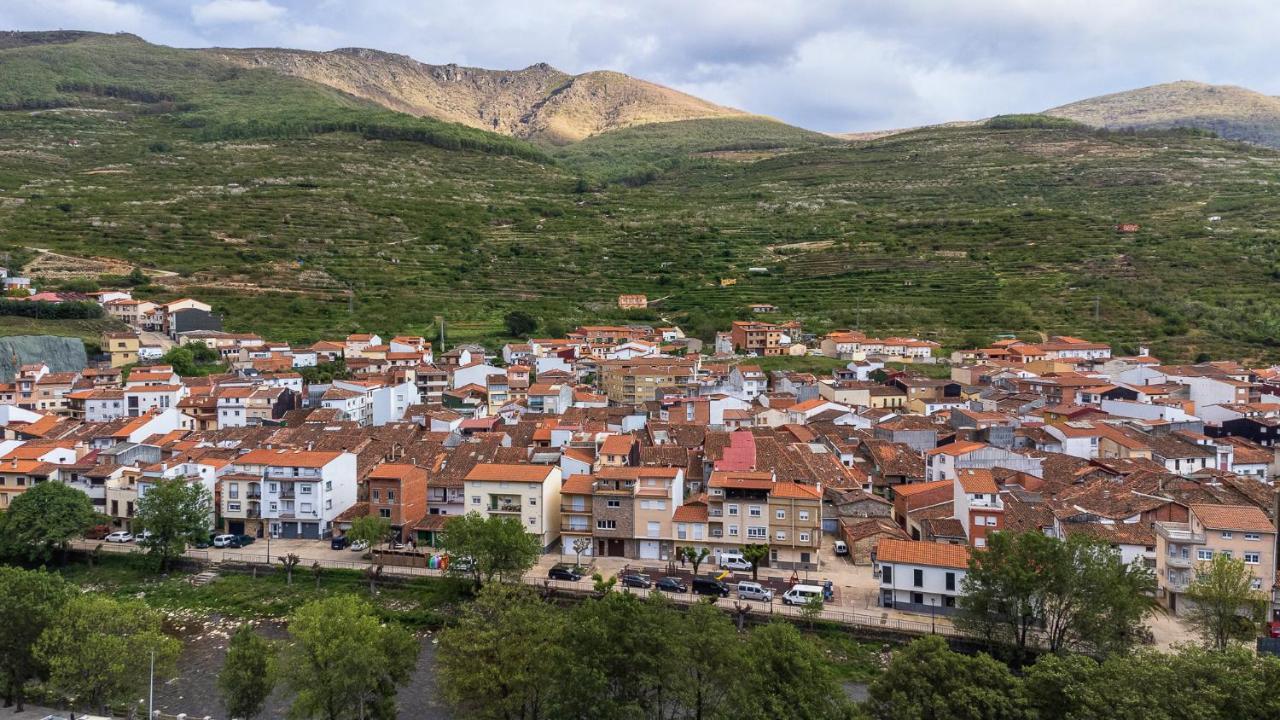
[
  {"xmin": 148, "ymin": 649, "xmax": 155, "ymax": 719},
  {"xmin": 1093, "ymin": 296, "xmax": 1100, "ymax": 322}
]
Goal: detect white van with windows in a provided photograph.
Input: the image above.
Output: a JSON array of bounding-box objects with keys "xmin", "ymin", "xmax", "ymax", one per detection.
[
  {"xmin": 782, "ymin": 584, "xmax": 825, "ymax": 606},
  {"xmin": 719, "ymin": 551, "xmax": 752, "ymax": 571},
  {"xmin": 736, "ymin": 580, "xmax": 773, "ymax": 602}
]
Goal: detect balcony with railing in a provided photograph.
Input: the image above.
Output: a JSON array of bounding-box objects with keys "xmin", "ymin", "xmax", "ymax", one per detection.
[
  {"xmin": 1154, "ymin": 522, "xmax": 1205, "ymax": 545},
  {"xmin": 560, "ymin": 503, "xmax": 592, "ymax": 514},
  {"xmin": 279, "ymin": 487, "xmax": 296, "ymax": 499},
  {"xmin": 561, "ymin": 520, "xmax": 592, "ymax": 533},
  {"xmin": 1165, "ymin": 552, "xmax": 1194, "ymax": 569},
  {"xmin": 487, "ymin": 495, "xmax": 522, "ymax": 513}
]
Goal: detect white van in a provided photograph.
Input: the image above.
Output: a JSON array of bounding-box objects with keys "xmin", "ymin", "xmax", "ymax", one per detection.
[
  {"xmin": 833, "ymin": 540, "xmax": 848, "ymax": 556},
  {"xmin": 782, "ymin": 584, "xmax": 825, "ymax": 606},
  {"xmin": 719, "ymin": 552, "xmax": 752, "ymax": 571},
  {"xmin": 736, "ymin": 580, "xmax": 773, "ymax": 602}
]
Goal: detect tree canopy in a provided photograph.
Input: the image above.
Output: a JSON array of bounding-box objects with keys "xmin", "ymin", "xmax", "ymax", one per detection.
[
  {"xmin": 0, "ymin": 567, "xmax": 75, "ymax": 712},
  {"xmin": 219, "ymin": 624, "xmax": 278, "ymax": 720},
  {"xmin": 134, "ymin": 476, "xmax": 214, "ymax": 572},
  {"xmin": 34, "ymin": 594, "xmax": 179, "ymax": 715},
  {"xmin": 281, "ymin": 595, "xmax": 417, "ymax": 720},
  {"xmin": 1184, "ymin": 553, "xmax": 1267, "ymax": 650},
  {"xmin": 438, "ymin": 512, "xmax": 542, "ymax": 585},
  {"xmin": 958, "ymin": 532, "xmax": 1154, "ymax": 660},
  {"xmin": 0, "ymin": 481, "xmax": 93, "ymax": 564}
]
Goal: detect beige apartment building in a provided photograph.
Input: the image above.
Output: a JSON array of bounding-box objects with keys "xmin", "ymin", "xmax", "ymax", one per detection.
[
  {"xmin": 1155, "ymin": 503, "xmax": 1276, "ymax": 617},
  {"xmin": 706, "ymin": 470, "xmax": 823, "ymax": 570},
  {"xmin": 599, "ymin": 358, "xmax": 697, "ymax": 405},
  {"xmin": 463, "ymin": 463, "xmax": 563, "ymax": 551}
]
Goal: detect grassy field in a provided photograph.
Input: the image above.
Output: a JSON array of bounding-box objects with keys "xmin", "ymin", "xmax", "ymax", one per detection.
[
  {"xmin": 0, "ymin": 315, "xmax": 128, "ymax": 344},
  {"xmin": 61, "ymin": 554, "xmax": 464, "ymax": 626},
  {"xmin": 1, "ymin": 34, "xmax": 1279, "ymax": 361}
]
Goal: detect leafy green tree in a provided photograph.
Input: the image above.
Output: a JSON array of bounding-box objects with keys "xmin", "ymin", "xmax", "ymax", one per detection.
[
  {"xmin": 347, "ymin": 515, "xmax": 391, "ymax": 552},
  {"xmin": 133, "ymin": 476, "xmax": 213, "ymax": 572},
  {"xmin": 0, "ymin": 568, "xmax": 74, "ymax": 711},
  {"xmin": 281, "ymin": 596, "xmax": 417, "ymax": 720},
  {"xmin": 866, "ymin": 635, "xmax": 1028, "ymax": 720},
  {"xmin": 438, "ymin": 512, "xmax": 542, "ymax": 585},
  {"xmin": 591, "ymin": 572, "xmax": 617, "ymax": 596},
  {"xmin": 675, "ymin": 601, "xmax": 747, "ymax": 717},
  {"xmin": 559, "ymin": 592, "xmax": 684, "ymax": 719},
  {"xmin": 959, "ymin": 532, "xmax": 1153, "ymax": 659},
  {"xmin": 679, "ymin": 546, "xmax": 710, "ymax": 576},
  {"xmin": 219, "ymin": 624, "xmax": 277, "ymax": 720},
  {"xmin": 503, "ymin": 310, "xmax": 538, "ymax": 338},
  {"xmin": 279, "ymin": 552, "xmax": 301, "ymax": 585},
  {"xmin": 34, "ymin": 595, "xmax": 179, "ymax": 715},
  {"xmin": 1185, "ymin": 553, "xmax": 1266, "ymax": 650},
  {"xmin": 743, "ymin": 621, "xmax": 851, "ymax": 720},
  {"xmin": 436, "ymin": 583, "xmax": 565, "ymax": 720},
  {"xmin": 741, "ymin": 543, "xmax": 769, "ymax": 581},
  {"xmin": 0, "ymin": 481, "xmax": 93, "ymax": 564},
  {"xmin": 799, "ymin": 593, "xmax": 825, "ymax": 629},
  {"xmin": 570, "ymin": 536, "xmax": 591, "ymax": 569}
]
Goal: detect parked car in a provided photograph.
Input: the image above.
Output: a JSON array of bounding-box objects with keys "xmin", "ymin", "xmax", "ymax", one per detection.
[
  {"xmin": 833, "ymin": 540, "xmax": 849, "ymax": 556},
  {"xmin": 134, "ymin": 530, "xmax": 154, "ymax": 543},
  {"xmin": 104, "ymin": 531, "xmax": 133, "ymax": 543},
  {"xmin": 621, "ymin": 573, "xmax": 652, "ymax": 589},
  {"xmin": 720, "ymin": 557, "xmax": 752, "ymax": 572},
  {"xmin": 655, "ymin": 576, "xmax": 687, "ymax": 593},
  {"xmin": 212, "ymin": 534, "xmax": 239, "ymax": 548},
  {"xmin": 692, "ymin": 576, "xmax": 731, "ymax": 597},
  {"xmin": 448, "ymin": 555, "xmax": 475, "ymax": 573},
  {"xmin": 782, "ymin": 584, "xmax": 825, "ymax": 606},
  {"xmin": 85, "ymin": 524, "xmax": 112, "ymax": 540},
  {"xmin": 548, "ymin": 564, "xmax": 583, "ymax": 582},
  {"xmin": 234, "ymin": 534, "xmax": 255, "ymax": 547},
  {"xmin": 195, "ymin": 532, "xmax": 219, "ymax": 549},
  {"xmin": 350, "ymin": 539, "xmax": 369, "ymax": 552},
  {"xmin": 736, "ymin": 580, "xmax": 773, "ymax": 602},
  {"xmin": 330, "ymin": 535, "xmax": 349, "ymax": 550}
]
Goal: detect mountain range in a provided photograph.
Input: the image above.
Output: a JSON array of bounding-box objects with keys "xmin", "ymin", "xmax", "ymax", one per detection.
[{"xmin": 1, "ymin": 30, "xmax": 1280, "ymax": 362}]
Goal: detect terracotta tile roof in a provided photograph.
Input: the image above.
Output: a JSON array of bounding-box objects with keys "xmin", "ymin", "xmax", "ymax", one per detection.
[
  {"xmin": 1190, "ymin": 503, "xmax": 1275, "ymax": 533},
  {"xmin": 673, "ymin": 500, "xmax": 709, "ymax": 523},
  {"xmin": 464, "ymin": 463, "xmax": 555, "ymax": 483},
  {"xmin": 367, "ymin": 463, "xmax": 428, "ymax": 482},
  {"xmin": 599, "ymin": 434, "xmax": 636, "ymax": 456},
  {"xmin": 892, "ymin": 479, "xmax": 953, "ymax": 497},
  {"xmin": 770, "ymin": 482, "xmax": 821, "ymax": 500},
  {"xmin": 561, "ymin": 475, "xmax": 595, "ymax": 495},
  {"xmin": 921, "ymin": 518, "xmax": 968, "ymax": 540},
  {"xmin": 708, "ymin": 470, "xmax": 774, "ymax": 490},
  {"xmin": 956, "ymin": 468, "xmax": 999, "ymax": 494},
  {"xmin": 877, "ymin": 538, "xmax": 971, "ymax": 570},
  {"xmin": 925, "ymin": 441, "xmax": 987, "ymax": 457},
  {"xmin": 841, "ymin": 517, "xmax": 910, "ymax": 543},
  {"xmin": 235, "ymin": 449, "xmax": 344, "ymax": 468}
]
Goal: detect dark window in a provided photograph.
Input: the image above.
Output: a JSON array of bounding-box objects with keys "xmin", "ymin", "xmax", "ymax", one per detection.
[
  {"xmin": 945, "ymin": 572, "xmax": 955, "ymax": 591},
  {"xmin": 944, "ymin": 596, "xmax": 956, "ymax": 608},
  {"xmin": 881, "ymin": 565, "xmax": 892, "ymax": 583},
  {"xmin": 912, "ymin": 592, "xmax": 924, "ymax": 605},
  {"xmin": 913, "ymin": 568, "xmax": 923, "ymax": 587}
]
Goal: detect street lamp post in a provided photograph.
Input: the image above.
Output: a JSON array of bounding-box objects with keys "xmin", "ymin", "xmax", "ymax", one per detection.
[{"xmin": 930, "ymin": 597, "xmax": 937, "ymax": 634}]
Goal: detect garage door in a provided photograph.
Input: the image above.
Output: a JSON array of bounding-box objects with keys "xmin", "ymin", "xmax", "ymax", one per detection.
[
  {"xmin": 639, "ymin": 540, "xmax": 659, "ymax": 560},
  {"xmin": 301, "ymin": 522, "xmax": 320, "ymax": 540}
]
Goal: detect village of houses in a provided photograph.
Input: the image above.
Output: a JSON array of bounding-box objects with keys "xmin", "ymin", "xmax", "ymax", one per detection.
[{"xmin": 1, "ymin": 285, "xmax": 1279, "ymax": 640}]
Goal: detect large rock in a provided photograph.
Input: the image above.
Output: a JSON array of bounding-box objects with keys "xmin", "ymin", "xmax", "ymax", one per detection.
[{"xmin": 0, "ymin": 335, "xmax": 87, "ymax": 380}]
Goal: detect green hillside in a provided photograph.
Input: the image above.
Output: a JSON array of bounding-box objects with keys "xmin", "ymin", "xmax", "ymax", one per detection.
[
  {"xmin": 1, "ymin": 33, "xmax": 1280, "ymax": 361},
  {"xmin": 553, "ymin": 116, "xmax": 840, "ymax": 184}
]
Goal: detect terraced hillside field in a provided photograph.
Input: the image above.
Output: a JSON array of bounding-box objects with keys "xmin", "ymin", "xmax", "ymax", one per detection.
[{"xmin": 2, "ymin": 33, "xmax": 1280, "ymax": 361}]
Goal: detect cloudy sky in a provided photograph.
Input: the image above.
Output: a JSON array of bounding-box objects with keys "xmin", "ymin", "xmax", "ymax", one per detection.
[{"xmin": 4, "ymin": 0, "xmax": 1278, "ymax": 132}]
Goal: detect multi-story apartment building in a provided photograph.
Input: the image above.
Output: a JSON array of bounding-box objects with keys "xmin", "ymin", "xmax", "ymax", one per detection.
[
  {"xmin": 221, "ymin": 449, "xmax": 358, "ymax": 539},
  {"xmin": 559, "ymin": 474, "xmax": 594, "ymax": 556},
  {"xmin": 728, "ymin": 320, "xmax": 798, "ymax": 356},
  {"xmin": 599, "ymin": 358, "xmax": 697, "ymax": 405},
  {"xmin": 463, "ymin": 463, "xmax": 563, "ymax": 551},
  {"xmin": 366, "ymin": 463, "xmax": 428, "ymax": 542},
  {"xmin": 1155, "ymin": 503, "xmax": 1277, "ymax": 617},
  {"xmin": 706, "ymin": 470, "xmax": 822, "ymax": 570}
]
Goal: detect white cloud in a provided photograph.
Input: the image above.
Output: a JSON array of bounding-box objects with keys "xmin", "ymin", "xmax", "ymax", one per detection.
[{"xmin": 192, "ymin": 0, "xmax": 286, "ymax": 26}]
